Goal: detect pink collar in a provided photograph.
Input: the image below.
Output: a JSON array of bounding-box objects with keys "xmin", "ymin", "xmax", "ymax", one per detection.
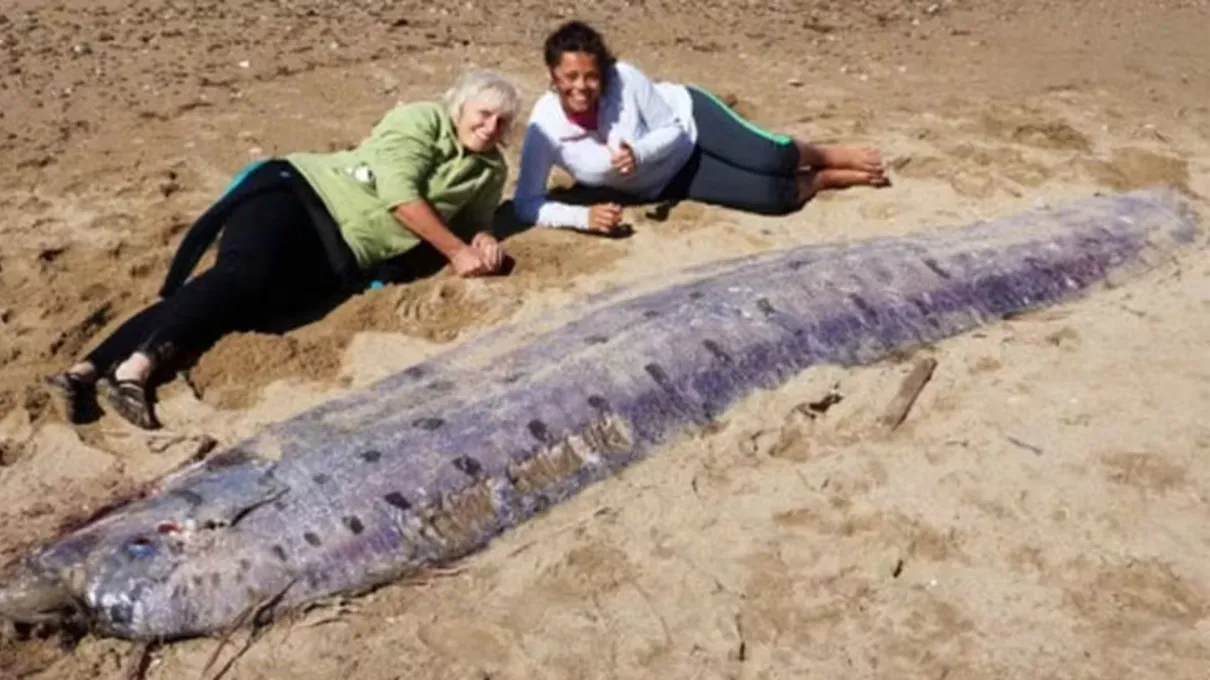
[{"xmin": 566, "ymin": 107, "xmax": 599, "ymax": 131}]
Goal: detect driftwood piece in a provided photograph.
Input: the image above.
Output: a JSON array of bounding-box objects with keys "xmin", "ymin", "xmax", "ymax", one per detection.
[{"xmin": 877, "ymin": 357, "xmax": 938, "ymax": 431}]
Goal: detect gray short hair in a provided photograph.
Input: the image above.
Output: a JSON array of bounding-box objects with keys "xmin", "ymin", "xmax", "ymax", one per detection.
[{"xmin": 443, "ymin": 69, "xmax": 524, "ymax": 140}]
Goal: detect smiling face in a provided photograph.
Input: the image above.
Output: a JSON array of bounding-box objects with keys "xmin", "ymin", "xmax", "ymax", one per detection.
[
  {"xmin": 550, "ymin": 51, "xmax": 603, "ymax": 115},
  {"xmin": 455, "ymin": 91, "xmax": 510, "ymax": 153}
]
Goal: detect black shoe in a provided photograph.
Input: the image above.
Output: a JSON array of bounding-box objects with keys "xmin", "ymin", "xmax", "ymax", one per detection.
[
  {"xmin": 97, "ymin": 376, "xmax": 161, "ymax": 430},
  {"xmin": 44, "ymin": 372, "xmax": 99, "ymax": 425}
]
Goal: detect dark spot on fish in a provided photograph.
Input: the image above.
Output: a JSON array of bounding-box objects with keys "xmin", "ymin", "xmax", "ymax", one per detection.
[
  {"xmin": 788, "ymin": 259, "xmax": 807, "ymax": 270},
  {"xmin": 343, "ymin": 516, "xmax": 365, "ymax": 535},
  {"xmin": 414, "ymin": 417, "xmax": 445, "ymax": 431},
  {"xmin": 427, "ymin": 379, "xmax": 455, "ymax": 392},
  {"xmin": 849, "ymin": 295, "xmax": 878, "ymax": 323},
  {"xmin": 755, "ymin": 298, "xmax": 776, "ymax": 317},
  {"xmin": 359, "ymin": 449, "xmax": 382, "ymax": 463},
  {"xmin": 404, "ymin": 365, "xmax": 427, "ymax": 380},
  {"xmin": 910, "ymin": 298, "xmax": 931, "ymax": 316},
  {"xmin": 923, "ymin": 257, "xmax": 951, "ymax": 279},
  {"xmin": 192, "ymin": 575, "xmax": 205, "ymax": 587},
  {"xmin": 502, "ymin": 372, "xmax": 526, "ymax": 384},
  {"xmin": 383, "ymin": 492, "xmax": 412, "ymax": 511},
  {"xmin": 239, "ymin": 559, "xmax": 252, "ymax": 572},
  {"xmin": 585, "ymin": 334, "xmax": 608, "ymax": 345},
  {"xmin": 588, "ymin": 395, "xmax": 611, "ymax": 411},
  {"xmin": 209, "ymin": 573, "xmax": 221, "ymax": 587},
  {"xmin": 702, "ymin": 339, "xmax": 733, "ymax": 364},
  {"xmin": 304, "ymin": 532, "xmax": 322, "ymax": 547},
  {"xmin": 642, "ymin": 309, "xmax": 660, "ymax": 319},
  {"xmin": 868, "ymin": 265, "xmax": 895, "ymax": 285},
  {"xmin": 313, "ymin": 473, "xmax": 330, "ymax": 485},
  {"xmin": 645, "ymin": 363, "xmax": 675, "ymax": 391},
  {"xmin": 531, "ymin": 495, "xmax": 552, "ymax": 515},
  {"xmin": 689, "ymin": 290, "xmax": 705, "ymax": 300},
  {"xmin": 172, "ymin": 584, "xmax": 187, "ymax": 600},
  {"xmin": 646, "ymin": 363, "xmax": 706, "ymax": 419},
  {"xmin": 453, "ymin": 456, "xmax": 484, "ymax": 478},
  {"xmin": 273, "ymin": 501, "xmax": 288, "ymax": 511},
  {"xmin": 170, "ymin": 489, "xmax": 204, "ymax": 506},
  {"xmin": 106, "ymin": 602, "xmax": 133, "ymax": 626},
  {"xmin": 271, "ymin": 545, "xmax": 288, "ymax": 562},
  {"xmin": 528, "ymin": 419, "xmax": 554, "ymax": 444}
]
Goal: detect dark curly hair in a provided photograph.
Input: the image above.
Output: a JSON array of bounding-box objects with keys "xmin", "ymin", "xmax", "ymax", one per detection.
[{"xmin": 543, "ymin": 20, "xmax": 617, "ymax": 85}]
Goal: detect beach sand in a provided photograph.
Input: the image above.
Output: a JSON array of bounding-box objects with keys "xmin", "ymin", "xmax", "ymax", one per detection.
[{"xmin": 2, "ymin": 0, "xmax": 1209, "ymax": 677}]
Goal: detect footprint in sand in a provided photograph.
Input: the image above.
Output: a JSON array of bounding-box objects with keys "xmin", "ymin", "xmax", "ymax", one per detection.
[{"xmin": 1078, "ymin": 147, "xmax": 1192, "ymax": 193}]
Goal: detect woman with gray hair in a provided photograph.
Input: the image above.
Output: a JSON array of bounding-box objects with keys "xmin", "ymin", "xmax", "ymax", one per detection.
[{"xmin": 45, "ymin": 69, "xmax": 523, "ymax": 430}]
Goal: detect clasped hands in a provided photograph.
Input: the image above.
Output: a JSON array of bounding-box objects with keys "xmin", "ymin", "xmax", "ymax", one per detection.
[{"xmin": 451, "ymin": 231, "xmax": 506, "ymax": 278}]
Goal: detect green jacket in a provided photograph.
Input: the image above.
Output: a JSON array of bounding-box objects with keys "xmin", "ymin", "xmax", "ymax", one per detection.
[{"xmin": 287, "ymin": 101, "xmax": 507, "ymax": 270}]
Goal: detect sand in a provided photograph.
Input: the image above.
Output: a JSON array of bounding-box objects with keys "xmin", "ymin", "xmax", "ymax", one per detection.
[{"xmin": 2, "ymin": 0, "xmax": 1210, "ymax": 677}]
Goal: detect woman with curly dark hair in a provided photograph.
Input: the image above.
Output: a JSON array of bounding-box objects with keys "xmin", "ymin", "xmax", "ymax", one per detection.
[{"xmin": 513, "ymin": 20, "xmax": 889, "ymax": 234}]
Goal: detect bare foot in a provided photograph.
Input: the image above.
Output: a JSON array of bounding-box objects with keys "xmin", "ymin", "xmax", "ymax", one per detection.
[
  {"xmin": 798, "ymin": 168, "xmax": 891, "ymax": 202},
  {"xmin": 817, "ymin": 167, "xmax": 889, "ymax": 190},
  {"xmin": 815, "ymin": 145, "xmax": 885, "ymax": 174}
]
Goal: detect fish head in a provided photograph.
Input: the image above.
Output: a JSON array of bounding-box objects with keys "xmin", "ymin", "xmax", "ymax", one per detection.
[
  {"xmin": 0, "ymin": 509, "xmax": 201, "ymax": 638},
  {"xmin": 3, "ymin": 455, "xmax": 289, "ymax": 639}
]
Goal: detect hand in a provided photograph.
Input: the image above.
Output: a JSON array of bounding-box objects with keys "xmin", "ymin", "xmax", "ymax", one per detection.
[
  {"xmin": 610, "ymin": 140, "xmax": 636, "ymax": 176},
  {"xmin": 450, "ymin": 245, "xmax": 492, "ymax": 278},
  {"xmin": 588, "ymin": 203, "xmax": 623, "ymax": 233},
  {"xmin": 471, "ymin": 232, "xmax": 505, "ymax": 273}
]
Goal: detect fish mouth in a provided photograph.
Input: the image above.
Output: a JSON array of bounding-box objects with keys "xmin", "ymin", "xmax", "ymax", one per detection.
[{"xmin": 0, "ymin": 558, "xmax": 79, "ymax": 626}]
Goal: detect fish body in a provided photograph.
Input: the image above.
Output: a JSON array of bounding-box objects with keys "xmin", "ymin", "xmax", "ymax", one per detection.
[{"xmin": 0, "ymin": 187, "xmax": 1199, "ymax": 640}]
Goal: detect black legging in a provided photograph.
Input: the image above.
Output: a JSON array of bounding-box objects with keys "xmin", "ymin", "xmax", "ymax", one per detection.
[
  {"xmin": 83, "ymin": 183, "xmax": 341, "ymax": 373},
  {"xmin": 660, "ymin": 86, "xmax": 803, "ymax": 215}
]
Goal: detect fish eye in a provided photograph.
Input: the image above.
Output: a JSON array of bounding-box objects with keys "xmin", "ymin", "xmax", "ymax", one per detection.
[{"xmin": 124, "ymin": 536, "xmax": 158, "ymax": 559}]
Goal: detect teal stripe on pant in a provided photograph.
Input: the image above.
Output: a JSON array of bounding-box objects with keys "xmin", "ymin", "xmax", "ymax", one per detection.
[{"xmin": 686, "ymin": 85, "xmax": 793, "ymax": 147}]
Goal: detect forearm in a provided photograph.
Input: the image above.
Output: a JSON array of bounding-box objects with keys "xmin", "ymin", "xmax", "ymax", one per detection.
[
  {"xmin": 630, "ymin": 126, "xmax": 689, "ymax": 166},
  {"xmin": 514, "ymin": 195, "xmax": 591, "ymax": 230},
  {"xmin": 391, "ymin": 200, "xmax": 466, "ymax": 258}
]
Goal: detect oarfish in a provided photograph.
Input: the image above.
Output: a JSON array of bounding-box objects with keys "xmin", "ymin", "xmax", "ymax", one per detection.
[{"xmin": 0, "ymin": 187, "xmax": 1199, "ymax": 641}]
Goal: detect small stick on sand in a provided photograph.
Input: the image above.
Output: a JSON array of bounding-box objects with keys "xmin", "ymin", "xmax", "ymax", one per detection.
[
  {"xmin": 877, "ymin": 357, "xmax": 938, "ymax": 431},
  {"xmin": 124, "ymin": 641, "xmax": 154, "ymax": 680},
  {"xmin": 1005, "ymin": 436, "xmax": 1044, "ymax": 456}
]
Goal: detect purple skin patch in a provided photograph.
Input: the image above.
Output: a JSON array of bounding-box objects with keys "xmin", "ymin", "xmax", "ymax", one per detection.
[{"xmin": 0, "ymin": 187, "xmax": 1199, "ymax": 641}]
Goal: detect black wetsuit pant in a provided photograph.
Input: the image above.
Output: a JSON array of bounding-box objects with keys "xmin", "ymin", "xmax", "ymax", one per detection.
[
  {"xmin": 83, "ymin": 161, "xmax": 360, "ymax": 373},
  {"xmin": 660, "ymin": 86, "xmax": 804, "ymax": 215}
]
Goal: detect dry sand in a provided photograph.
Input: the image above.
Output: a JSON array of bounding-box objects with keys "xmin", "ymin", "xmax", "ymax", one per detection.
[{"xmin": 2, "ymin": 0, "xmax": 1210, "ymax": 678}]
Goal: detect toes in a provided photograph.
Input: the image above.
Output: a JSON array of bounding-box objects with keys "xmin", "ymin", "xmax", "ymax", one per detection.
[
  {"xmin": 860, "ymin": 149, "xmax": 885, "ymax": 172},
  {"xmin": 829, "ymin": 147, "xmax": 885, "ymax": 173}
]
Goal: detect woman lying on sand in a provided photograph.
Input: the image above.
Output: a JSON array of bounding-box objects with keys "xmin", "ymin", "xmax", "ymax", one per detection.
[
  {"xmin": 513, "ymin": 20, "xmax": 890, "ymax": 234},
  {"xmin": 46, "ymin": 69, "xmax": 523, "ymax": 430}
]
